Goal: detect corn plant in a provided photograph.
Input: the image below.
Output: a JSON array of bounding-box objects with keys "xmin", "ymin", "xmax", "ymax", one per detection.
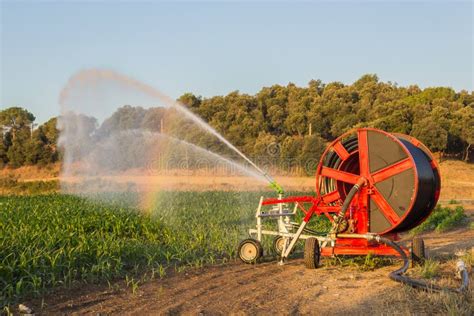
[{"xmin": 1, "ymin": 191, "xmax": 311, "ymax": 307}]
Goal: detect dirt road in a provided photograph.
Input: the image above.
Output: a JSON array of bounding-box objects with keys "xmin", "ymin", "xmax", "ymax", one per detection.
[{"xmin": 29, "ymin": 225, "xmax": 473, "ymax": 315}]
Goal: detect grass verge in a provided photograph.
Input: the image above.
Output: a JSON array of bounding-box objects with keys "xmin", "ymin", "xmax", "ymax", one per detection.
[
  {"xmin": 325, "ymin": 253, "xmax": 394, "ymax": 271},
  {"xmin": 411, "ymin": 205, "xmax": 467, "ymax": 234},
  {"xmin": 0, "ymin": 176, "xmax": 59, "ymax": 195},
  {"xmin": 380, "ymin": 254, "xmax": 473, "ymax": 316}
]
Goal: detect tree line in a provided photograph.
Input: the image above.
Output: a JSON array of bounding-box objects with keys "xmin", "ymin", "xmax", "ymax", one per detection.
[
  {"xmin": 1, "ymin": 74, "xmax": 473, "ymax": 170},
  {"xmin": 0, "ymin": 108, "xmax": 58, "ymax": 167}
]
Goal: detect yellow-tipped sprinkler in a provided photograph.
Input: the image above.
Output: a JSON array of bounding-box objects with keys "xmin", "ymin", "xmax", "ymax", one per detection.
[{"xmin": 269, "ymin": 180, "xmax": 284, "ymax": 195}]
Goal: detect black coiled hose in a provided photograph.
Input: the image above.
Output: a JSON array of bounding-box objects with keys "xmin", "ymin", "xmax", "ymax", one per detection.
[
  {"xmin": 376, "ymin": 236, "xmax": 469, "ymax": 293},
  {"xmin": 322, "ymin": 136, "xmax": 359, "ymax": 199},
  {"xmin": 322, "ymin": 138, "xmax": 469, "ymax": 293},
  {"xmin": 334, "ymin": 180, "xmax": 470, "ymax": 293}
]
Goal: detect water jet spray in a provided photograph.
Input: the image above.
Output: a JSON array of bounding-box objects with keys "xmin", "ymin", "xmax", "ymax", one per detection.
[{"xmin": 59, "ymin": 69, "xmax": 284, "ymax": 194}]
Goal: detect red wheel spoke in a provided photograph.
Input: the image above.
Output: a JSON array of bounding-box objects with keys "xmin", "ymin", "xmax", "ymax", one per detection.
[
  {"xmin": 333, "ymin": 141, "xmax": 350, "ymax": 161},
  {"xmin": 358, "ymin": 130, "xmax": 369, "ymax": 178},
  {"xmin": 320, "ymin": 167, "xmax": 359, "ymax": 184},
  {"xmin": 321, "ymin": 190, "xmax": 341, "ymax": 203},
  {"xmin": 371, "ymin": 188, "xmax": 400, "ymax": 225},
  {"xmin": 371, "ymin": 158, "xmax": 412, "ymax": 183}
]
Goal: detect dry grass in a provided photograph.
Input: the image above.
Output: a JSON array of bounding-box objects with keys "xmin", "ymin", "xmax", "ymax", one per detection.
[
  {"xmin": 376, "ymin": 251, "xmax": 474, "ymax": 316},
  {"xmin": 0, "ymin": 163, "xmax": 60, "ymax": 181},
  {"xmin": 438, "ymin": 160, "xmax": 474, "ymax": 200},
  {"xmin": 379, "ymin": 285, "xmax": 473, "ymax": 316},
  {"xmin": 1, "ymin": 160, "xmax": 473, "ymax": 196}
]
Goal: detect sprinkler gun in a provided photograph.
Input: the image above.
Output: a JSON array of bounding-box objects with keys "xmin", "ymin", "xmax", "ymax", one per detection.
[
  {"xmin": 252, "ymin": 166, "xmax": 284, "ymax": 195},
  {"xmin": 269, "ymin": 179, "xmax": 284, "ymax": 195},
  {"xmin": 255, "ymin": 169, "xmax": 284, "ymax": 195},
  {"xmin": 228, "ymin": 146, "xmax": 284, "ymax": 195}
]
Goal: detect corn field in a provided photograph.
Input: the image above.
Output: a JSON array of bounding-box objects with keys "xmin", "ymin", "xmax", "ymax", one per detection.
[{"xmin": 0, "ymin": 191, "xmax": 327, "ymax": 307}]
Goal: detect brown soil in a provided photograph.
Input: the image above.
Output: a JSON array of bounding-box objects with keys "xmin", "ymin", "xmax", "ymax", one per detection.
[
  {"xmin": 5, "ymin": 161, "xmax": 474, "ymax": 314},
  {"xmin": 26, "ymin": 208, "xmax": 474, "ymax": 315}
]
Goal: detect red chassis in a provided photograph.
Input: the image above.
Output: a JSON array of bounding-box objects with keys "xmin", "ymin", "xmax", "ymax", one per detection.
[{"xmin": 261, "ymin": 194, "xmax": 409, "ymax": 257}]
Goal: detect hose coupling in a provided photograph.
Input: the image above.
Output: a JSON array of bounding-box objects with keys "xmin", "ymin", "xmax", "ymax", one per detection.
[
  {"xmin": 355, "ymin": 177, "xmax": 367, "ymax": 188},
  {"xmin": 456, "ymin": 260, "xmax": 467, "ymax": 278}
]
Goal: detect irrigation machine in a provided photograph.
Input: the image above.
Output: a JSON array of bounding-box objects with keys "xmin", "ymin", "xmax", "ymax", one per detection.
[{"xmin": 238, "ymin": 128, "xmax": 469, "ymax": 292}]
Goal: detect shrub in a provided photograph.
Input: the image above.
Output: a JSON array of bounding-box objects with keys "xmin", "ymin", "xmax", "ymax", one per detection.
[{"xmin": 411, "ymin": 205, "xmax": 467, "ymax": 234}]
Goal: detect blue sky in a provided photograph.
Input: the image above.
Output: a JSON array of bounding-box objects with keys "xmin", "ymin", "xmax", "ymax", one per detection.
[{"xmin": 1, "ymin": 1, "xmax": 473, "ymax": 123}]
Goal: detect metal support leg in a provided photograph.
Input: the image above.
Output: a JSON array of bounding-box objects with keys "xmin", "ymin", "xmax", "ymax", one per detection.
[
  {"xmin": 256, "ymin": 197, "xmax": 263, "ymax": 241},
  {"xmin": 279, "ymin": 219, "xmax": 309, "ymax": 265},
  {"xmin": 277, "ymin": 194, "xmax": 284, "ymax": 234}
]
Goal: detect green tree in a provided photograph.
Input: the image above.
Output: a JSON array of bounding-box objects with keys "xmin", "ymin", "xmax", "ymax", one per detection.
[
  {"xmin": 40, "ymin": 117, "xmax": 59, "ymax": 145},
  {"xmin": 280, "ymin": 136, "xmax": 304, "ymax": 171},
  {"xmin": 2, "ymin": 75, "xmax": 472, "ymax": 170},
  {"xmin": 285, "ymin": 84, "xmax": 311, "ymax": 136},
  {"xmin": 253, "ymin": 132, "xmax": 278, "ymax": 157},
  {"xmin": 0, "ymin": 130, "xmax": 8, "ymax": 166},
  {"xmin": 452, "ymin": 107, "xmax": 474, "ymax": 161},
  {"xmin": 178, "ymin": 93, "xmax": 202, "ymax": 110},
  {"xmin": 367, "ymin": 102, "xmax": 412, "ymax": 134},
  {"xmin": 0, "ymin": 107, "xmax": 35, "ymax": 135},
  {"xmin": 256, "ymin": 85, "xmax": 288, "ymax": 135},
  {"xmin": 27, "ymin": 125, "xmax": 57, "ymax": 165},
  {"xmin": 300, "ymin": 134, "xmax": 326, "ymax": 175},
  {"xmin": 24, "ymin": 138, "xmax": 43, "ymax": 165},
  {"xmin": 411, "ymin": 117, "xmax": 448, "ymax": 153},
  {"xmin": 6, "ymin": 127, "xmax": 30, "ymax": 167},
  {"xmin": 308, "ymin": 99, "xmax": 332, "ymax": 139},
  {"xmin": 0, "ymin": 107, "xmax": 36, "ymax": 168},
  {"xmin": 97, "ymin": 105, "xmax": 146, "ymax": 136},
  {"xmin": 141, "ymin": 107, "xmax": 166, "ymax": 132}
]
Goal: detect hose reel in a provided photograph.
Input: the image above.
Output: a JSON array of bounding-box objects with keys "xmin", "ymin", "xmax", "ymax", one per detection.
[
  {"xmin": 316, "ymin": 128, "xmax": 441, "ymax": 235},
  {"xmin": 239, "ymin": 128, "xmax": 468, "ymax": 293}
]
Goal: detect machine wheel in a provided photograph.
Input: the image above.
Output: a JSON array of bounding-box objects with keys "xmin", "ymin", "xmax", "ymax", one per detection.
[
  {"xmin": 411, "ymin": 237, "xmax": 426, "ymax": 266},
  {"xmin": 304, "ymin": 237, "xmax": 320, "ymax": 269},
  {"xmin": 238, "ymin": 238, "xmax": 263, "ymax": 264},
  {"xmin": 273, "ymin": 236, "xmax": 287, "ymax": 256}
]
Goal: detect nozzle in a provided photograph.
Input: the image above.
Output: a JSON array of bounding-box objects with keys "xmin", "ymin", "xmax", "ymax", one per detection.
[{"xmin": 269, "ymin": 181, "xmax": 284, "ymax": 195}]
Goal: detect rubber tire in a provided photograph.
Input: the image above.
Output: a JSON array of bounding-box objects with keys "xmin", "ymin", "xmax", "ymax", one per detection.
[
  {"xmin": 273, "ymin": 236, "xmax": 286, "ymax": 256},
  {"xmin": 411, "ymin": 237, "xmax": 425, "ymax": 266},
  {"xmin": 238, "ymin": 238, "xmax": 263, "ymax": 264},
  {"xmin": 304, "ymin": 237, "xmax": 320, "ymax": 269}
]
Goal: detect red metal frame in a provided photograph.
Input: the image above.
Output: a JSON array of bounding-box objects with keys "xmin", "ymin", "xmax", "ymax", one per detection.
[
  {"xmin": 262, "ymin": 193, "xmax": 408, "ymax": 257},
  {"xmin": 261, "ymin": 128, "xmax": 442, "ymax": 258}
]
